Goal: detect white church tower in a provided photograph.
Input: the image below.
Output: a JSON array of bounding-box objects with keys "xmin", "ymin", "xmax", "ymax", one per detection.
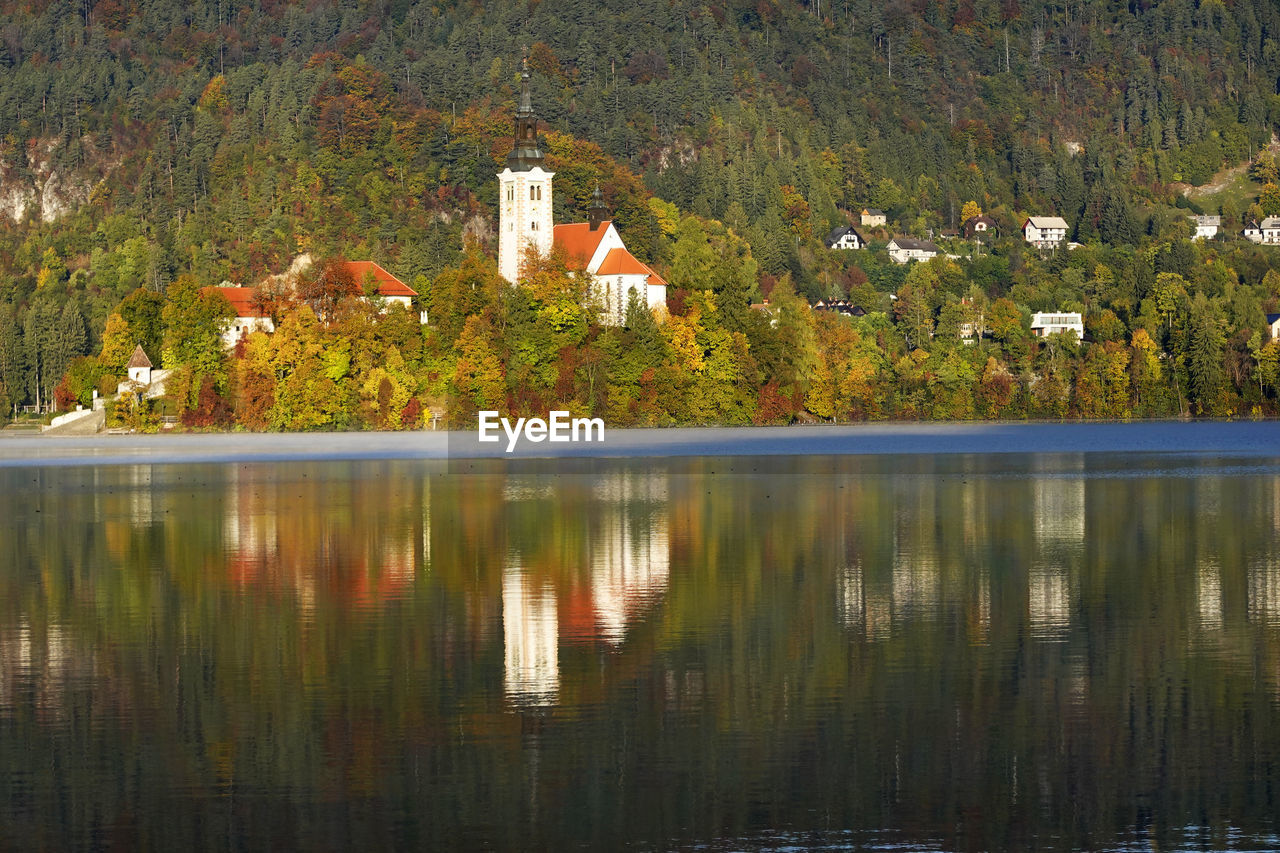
[{"xmin": 497, "ymin": 57, "xmax": 555, "ymax": 284}]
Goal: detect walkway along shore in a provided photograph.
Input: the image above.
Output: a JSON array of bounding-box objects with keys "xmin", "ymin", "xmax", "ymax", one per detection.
[{"xmin": 2, "ymin": 421, "xmax": 1279, "ymax": 467}]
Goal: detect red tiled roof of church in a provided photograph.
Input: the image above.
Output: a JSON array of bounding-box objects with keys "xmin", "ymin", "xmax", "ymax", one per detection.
[
  {"xmin": 343, "ymin": 261, "xmax": 418, "ymax": 297},
  {"xmin": 553, "ymin": 221, "xmax": 612, "ymax": 268},
  {"xmin": 595, "ymin": 247, "xmax": 668, "ymax": 286}
]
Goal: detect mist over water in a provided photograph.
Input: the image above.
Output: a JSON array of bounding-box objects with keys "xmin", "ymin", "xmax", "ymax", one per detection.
[{"xmin": 2, "ymin": 450, "xmax": 1280, "ymax": 850}]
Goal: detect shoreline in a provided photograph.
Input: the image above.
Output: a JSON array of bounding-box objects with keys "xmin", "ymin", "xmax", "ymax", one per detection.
[{"xmin": 2, "ymin": 420, "xmax": 1279, "ymax": 467}]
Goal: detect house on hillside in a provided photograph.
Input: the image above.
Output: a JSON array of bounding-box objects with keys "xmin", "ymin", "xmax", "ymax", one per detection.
[
  {"xmin": 203, "ymin": 285, "xmax": 275, "ymax": 349},
  {"xmin": 497, "ymin": 59, "xmax": 666, "ymax": 325},
  {"xmin": 1267, "ymin": 313, "xmax": 1280, "ymax": 341},
  {"xmin": 861, "ymin": 208, "xmax": 886, "ymax": 227},
  {"xmin": 962, "ymin": 215, "xmax": 997, "ymax": 239},
  {"xmin": 1189, "ymin": 215, "xmax": 1220, "ymax": 240},
  {"xmin": 1023, "ymin": 216, "xmax": 1070, "ymax": 249},
  {"xmin": 1030, "ymin": 312, "xmax": 1084, "ymax": 338},
  {"xmin": 887, "ymin": 237, "xmax": 940, "ymax": 264},
  {"xmin": 825, "ymin": 225, "xmax": 867, "ymax": 250},
  {"xmin": 344, "ymin": 261, "xmax": 419, "ymax": 309},
  {"xmin": 1244, "ymin": 218, "xmax": 1280, "ymax": 245}
]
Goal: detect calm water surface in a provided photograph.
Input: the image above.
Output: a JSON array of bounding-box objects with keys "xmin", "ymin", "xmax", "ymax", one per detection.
[{"xmin": 3, "ymin": 450, "xmax": 1280, "ymax": 850}]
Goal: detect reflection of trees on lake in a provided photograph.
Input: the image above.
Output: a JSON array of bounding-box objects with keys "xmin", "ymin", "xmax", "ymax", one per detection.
[{"xmin": 4, "ymin": 458, "xmax": 1280, "ymax": 850}]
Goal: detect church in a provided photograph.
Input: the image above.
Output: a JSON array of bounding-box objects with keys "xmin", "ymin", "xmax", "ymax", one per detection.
[{"xmin": 497, "ymin": 60, "xmax": 667, "ymax": 325}]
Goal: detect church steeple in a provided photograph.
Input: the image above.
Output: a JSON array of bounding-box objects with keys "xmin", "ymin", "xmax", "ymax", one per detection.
[
  {"xmin": 497, "ymin": 47, "xmax": 555, "ymax": 284},
  {"xmin": 507, "ymin": 51, "xmax": 545, "ymax": 172},
  {"xmin": 588, "ymin": 185, "xmax": 609, "ymax": 231}
]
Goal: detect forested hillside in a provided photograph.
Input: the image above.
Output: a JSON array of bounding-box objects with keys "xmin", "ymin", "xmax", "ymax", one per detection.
[{"xmin": 2, "ymin": 0, "xmax": 1280, "ymax": 425}]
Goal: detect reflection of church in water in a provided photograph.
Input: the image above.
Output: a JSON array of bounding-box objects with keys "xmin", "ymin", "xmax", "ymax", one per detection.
[
  {"xmin": 502, "ymin": 471, "xmax": 670, "ymax": 707},
  {"xmin": 497, "ymin": 58, "xmax": 667, "ymax": 325}
]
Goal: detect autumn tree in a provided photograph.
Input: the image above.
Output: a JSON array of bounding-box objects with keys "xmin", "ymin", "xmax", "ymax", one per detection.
[{"xmin": 297, "ymin": 257, "xmax": 360, "ymax": 322}]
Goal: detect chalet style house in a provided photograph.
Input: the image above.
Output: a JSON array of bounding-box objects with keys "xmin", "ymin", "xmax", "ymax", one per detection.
[
  {"xmin": 1023, "ymin": 217, "xmax": 1070, "ymax": 249},
  {"xmin": 962, "ymin": 215, "xmax": 997, "ymax": 239},
  {"xmin": 825, "ymin": 225, "xmax": 867, "ymax": 250},
  {"xmin": 1244, "ymin": 218, "xmax": 1280, "ymax": 244}
]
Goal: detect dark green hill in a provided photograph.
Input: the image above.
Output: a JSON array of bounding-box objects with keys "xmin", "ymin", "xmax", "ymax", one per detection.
[{"xmin": 1, "ymin": 0, "xmax": 1280, "ymax": 419}]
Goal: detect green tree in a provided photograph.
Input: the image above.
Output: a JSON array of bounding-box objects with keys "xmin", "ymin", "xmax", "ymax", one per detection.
[{"xmin": 1185, "ymin": 293, "xmax": 1226, "ymax": 415}]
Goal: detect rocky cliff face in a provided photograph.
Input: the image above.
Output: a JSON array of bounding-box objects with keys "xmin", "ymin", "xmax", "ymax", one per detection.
[{"xmin": 0, "ymin": 137, "xmax": 118, "ymax": 224}]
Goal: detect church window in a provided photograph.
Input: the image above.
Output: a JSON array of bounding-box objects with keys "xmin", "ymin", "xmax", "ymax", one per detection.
[
  {"xmin": 530, "ymin": 186, "xmax": 535, "ymax": 201},
  {"xmin": 536, "ymin": 186, "xmax": 542, "ymax": 200},
  {"xmin": 531, "ymin": 221, "xmax": 538, "ymax": 231}
]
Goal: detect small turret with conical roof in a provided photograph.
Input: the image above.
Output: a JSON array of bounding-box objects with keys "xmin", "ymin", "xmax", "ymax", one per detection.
[{"xmin": 126, "ymin": 344, "xmax": 153, "ymax": 385}]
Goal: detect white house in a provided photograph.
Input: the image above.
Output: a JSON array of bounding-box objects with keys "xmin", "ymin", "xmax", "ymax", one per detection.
[
  {"xmin": 203, "ymin": 286, "xmax": 275, "ymax": 349},
  {"xmin": 498, "ymin": 59, "xmax": 665, "ymax": 325},
  {"xmin": 1023, "ymin": 216, "xmax": 1070, "ymax": 249},
  {"xmin": 1190, "ymin": 215, "xmax": 1220, "ymax": 240},
  {"xmin": 1244, "ymin": 217, "xmax": 1280, "ymax": 245},
  {"xmin": 1268, "ymin": 313, "xmax": 1280, "ymax": 341},
  {"xmin": 861, "ymin": 208, "xmax": 886, "ymax": 227},
  {"xmin": 825, "ymin": 225, "xmax": 867, "ymax": 250},
  {"xmin": 887, "ymin": 238, "xmax": 940, "ymax": 264},
  {"xmin": 1030, "ymin": 312, "xmax": 1084, "ymax": 338}
]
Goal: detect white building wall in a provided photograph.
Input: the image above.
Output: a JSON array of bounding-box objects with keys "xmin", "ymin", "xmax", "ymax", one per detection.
[
  {"xmin": 498, "ymin": 165, "xmax": 556, "ymax": 283},
  {"xmin": 221, "ymin": 316, "xmax": 275, "ymax": 350}
]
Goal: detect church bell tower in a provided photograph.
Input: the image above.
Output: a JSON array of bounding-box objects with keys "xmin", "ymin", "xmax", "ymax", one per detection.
[{"xmin": 497, "ymin": 54, "xmax": 555, "ymax": 284}]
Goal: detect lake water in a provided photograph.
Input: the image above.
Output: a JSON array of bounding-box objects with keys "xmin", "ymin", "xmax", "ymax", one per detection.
[{"xmin": 3, "ymin": 438, "xmax": 1280, "ymax": 850}]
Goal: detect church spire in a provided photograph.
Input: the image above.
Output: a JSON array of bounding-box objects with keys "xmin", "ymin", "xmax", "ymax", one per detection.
[
  {"xmin": 588, "ymin": 184, "xmax": 609, "ymax": 231},
  {"xmin": 507, "ymin": 48, "xmax": 544, "ymax": 171}
]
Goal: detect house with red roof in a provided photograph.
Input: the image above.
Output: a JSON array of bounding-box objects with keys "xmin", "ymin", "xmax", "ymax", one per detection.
[
  {"xmin": 342, "ymin": 260, "xmax": 418, "ymax": 310},
  {"xmin": 203, "ymin": 285, "xmax": 275, "ymax": 349},
  {"xmin": 498, "ymin": 57, "xmax": 666, "ymax": 325}
]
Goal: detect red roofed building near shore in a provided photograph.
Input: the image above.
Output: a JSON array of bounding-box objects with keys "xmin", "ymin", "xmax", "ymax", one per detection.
[
  {"xmin": 203, "ymin": 285, "xmax": 275, "ymax": 349},
  {"xmin": 342, "ymin": 260, "xmax": 418, "ymax": 308},
  {"xmin": 498, "ymin": 56, "xmax": 666, "ymax": 325}
]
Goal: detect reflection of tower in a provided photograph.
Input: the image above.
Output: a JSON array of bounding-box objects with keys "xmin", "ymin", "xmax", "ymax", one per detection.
[
  {"xmin": 503, "ymin": 567, "xmax": 559, "ymax": 706},
  {"xmin": 588, "ymin": 471, "xmax": 671, "ymax": 644}
]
